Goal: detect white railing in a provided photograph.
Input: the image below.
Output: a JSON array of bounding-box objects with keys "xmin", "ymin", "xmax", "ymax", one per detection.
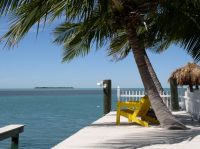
[
  {"xmin": 184, "ymin": 89, "xmax": 200, "ymax": 120},
  {"xmin": 117, "ymin": 86, "xmax": 171, "ymax": 108},
  {"xmin": 117, "ymin": 86, "xmax": 200, "ymax": 119}
]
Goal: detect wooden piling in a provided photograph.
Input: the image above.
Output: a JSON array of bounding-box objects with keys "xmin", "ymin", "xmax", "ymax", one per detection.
[
  {"xmin": 11, "ymin": 134, "xmax": 19, "ymax": 145},
  {"xmin": 103, "ymin": 80, "xmax": 111, "ymax": 115},
  {"xmin": 170, "ymin": 78, "xmax": 179, "ymax": 111}
]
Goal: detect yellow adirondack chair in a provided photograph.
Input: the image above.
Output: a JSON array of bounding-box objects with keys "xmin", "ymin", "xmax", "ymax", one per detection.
[{"xmin": 116, "ymin": 96, "xmax": 159, "ymax": 127}]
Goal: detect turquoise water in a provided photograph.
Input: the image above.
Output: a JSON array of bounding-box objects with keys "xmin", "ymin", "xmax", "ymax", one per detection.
[{"xmin": 0, "ymin": 89, "xmax": 118, "ymax": 149}]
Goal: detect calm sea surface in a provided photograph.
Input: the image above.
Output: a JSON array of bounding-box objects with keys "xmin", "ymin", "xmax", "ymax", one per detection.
[
  {"xmin": 0, "ymin": 89, "xmax": 119, "ymax": 149},
  {"xmin": 0, "ymin": 88, "xmax": 185, "ymax": 149}
]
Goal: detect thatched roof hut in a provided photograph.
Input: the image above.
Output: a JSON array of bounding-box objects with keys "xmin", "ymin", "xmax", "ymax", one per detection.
[{"xmin": 169, "ymin": 63, "xmax": 200, "ymax": 91}]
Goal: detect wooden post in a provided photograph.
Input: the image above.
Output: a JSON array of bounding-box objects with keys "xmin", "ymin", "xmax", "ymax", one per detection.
[
  {"xmin": 189, "ymin": 84, "xmax": 194, "ymax": 92},
  {"xmin": 103, "ymin": 80, "xmax": 111, "ymax": 115},
  {"xmin": 117, "ymin": 86, "xmax": 120, "ymax": 101},
  {"xmin": 11, "ymin": 135, "xmax": 19, "ymax": 149},
  {"xmin": 11, "ymin": 134, "xmax": 19, "ymax": 145},
  {"xmin": 170, "ymin": 78, "xmax": 179, "ymax": 111}
]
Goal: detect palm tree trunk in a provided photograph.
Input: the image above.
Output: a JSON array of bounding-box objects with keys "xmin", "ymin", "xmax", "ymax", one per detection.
[
  {"xmin": 126, "ymin": 26, "xmax": 187, "ymax": 129},
  {"xmin": 144, "ymin": 51, "xmax": 164, "ymax": 93}
]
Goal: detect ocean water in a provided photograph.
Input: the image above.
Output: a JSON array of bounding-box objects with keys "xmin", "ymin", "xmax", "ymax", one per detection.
[
  {"xmin": 0, "ymin": 89, "xmax": 118, "ymax": 149},
  {"xmin": 0, "ymin": 88, "xmax": 185, "ymax": 149}
]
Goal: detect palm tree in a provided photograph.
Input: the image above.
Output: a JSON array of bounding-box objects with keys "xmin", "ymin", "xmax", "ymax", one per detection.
[{"xmin": 1, "ymin": 0, "xmax": 195, "ymax": 129}]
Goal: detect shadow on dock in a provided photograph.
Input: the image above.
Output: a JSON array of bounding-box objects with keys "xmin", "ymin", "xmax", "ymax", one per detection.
[
  {"xmin": 90, "ymin": 112, "xmax": 200, "ymax": 149},
  {"xmin": 99, "ymin": 129, "xmax": 200, "ymax": 149}
]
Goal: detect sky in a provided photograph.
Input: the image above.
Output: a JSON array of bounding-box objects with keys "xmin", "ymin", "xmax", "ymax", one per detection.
[{"xmin": 0, "ymin": 17, "xmax": 195, "ymax": 89}]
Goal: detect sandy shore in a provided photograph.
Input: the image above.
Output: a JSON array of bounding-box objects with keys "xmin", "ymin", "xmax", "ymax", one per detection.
[{"xmin": 52, "ymin": 111, "xmax": 200, "ymax": 149}]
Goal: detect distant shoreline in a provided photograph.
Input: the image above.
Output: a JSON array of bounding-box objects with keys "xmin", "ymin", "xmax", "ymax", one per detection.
[{"xmin": 34, "ymin": 87, "xmax": 74, "ymax": 89}]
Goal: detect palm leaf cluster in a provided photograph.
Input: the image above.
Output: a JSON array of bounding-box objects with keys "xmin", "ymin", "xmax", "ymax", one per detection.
[
  {"xmin": 54, "ymin": 12, "xmax": 113, "ymax": 61},
  {"xmin": 54, "ymin": 0, "xmax": 157, "ymax": 61},
  {"xmin": 149, "ymin": 0, "xmax": 200, "ymax": 62},
  {"xmin": 0, "ymin": 0, "xmax": 30, "ymax": 15},
  {"xmin": 0, "ymin": 0, "xmax": 200, "ymax": 62},
  {"xmin": 109, "ymin": 0, "xmax": 200, "ymax": 62},
  {"xmin": 54, "ymin": 0, "xmax": 200, "ymax": 62},
  {"xmin": 0, "ymin": 0, "xmax": 144, "ymax": 61},
  {"xmin": 1, "ymin": 0, "xmax": 68, "ymax": 46}
]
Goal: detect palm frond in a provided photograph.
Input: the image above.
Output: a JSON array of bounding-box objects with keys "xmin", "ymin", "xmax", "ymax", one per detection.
[
  {"xmin": 148, "ymin": 0, "xmax": 200, "ymax": 61},
  {"xmin": 0, "ymin": 0, "xmax": 30, "ymax": 15},
  {"xmin": 54, "ymin": 22, "xmax": 94, "ymax": 62},
  {"xmin": 53, "ymin": 5, "xmax": 113, "ymax": 62},
  {"xmin": 109, "ymin": 31, "xmax": 131, "ymax": 61},
  {"xmin": 0, "ymin": 0, "xmax": 67, "ymax": 46}
]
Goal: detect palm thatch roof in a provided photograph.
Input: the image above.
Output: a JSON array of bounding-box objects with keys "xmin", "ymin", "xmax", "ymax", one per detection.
[{"xmin": 169, "ymin": 63, "xmax": 200, "ymax": 86}]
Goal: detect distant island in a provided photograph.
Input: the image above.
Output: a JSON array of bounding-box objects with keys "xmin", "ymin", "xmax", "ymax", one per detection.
[{"xmin": 34, "ymin": 87, "xmax": 74, "ymax": 89}]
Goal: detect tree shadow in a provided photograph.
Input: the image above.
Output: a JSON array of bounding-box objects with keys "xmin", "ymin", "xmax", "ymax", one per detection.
[
  {"xmin": 174, "ymin": 113, "xmax": 200, "ymax": 127},
  {"xmin": 99, "ymin": 128, "xmax": 200, "ymax": 149},
  {"xmin": 88, "ymin": 112, "xmax": 200, "ymax": 149}
]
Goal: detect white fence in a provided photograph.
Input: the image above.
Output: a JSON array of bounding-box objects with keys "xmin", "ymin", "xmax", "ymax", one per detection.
[
  {"xmin": 117, "ymin": 86, "xmax": 200, "ymax": 120},
  {"xmin": 184, "ymin": 89, "xmax": 200, "ymax": 120},
  {"xmin": 117, "ymin": 86, "xmax": 171, "ymax": 109}
]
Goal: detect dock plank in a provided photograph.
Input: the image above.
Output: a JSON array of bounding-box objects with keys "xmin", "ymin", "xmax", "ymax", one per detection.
[{"xmin": 0, "ymin": 125, "xmax": 24, "ymax": 141}]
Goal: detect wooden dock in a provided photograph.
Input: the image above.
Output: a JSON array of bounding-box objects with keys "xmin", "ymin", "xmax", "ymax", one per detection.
[
  {"xmin": 0, "ymin": 124, "xmax": 24, "ymax": 145},
  {"xmin": 52, "ymin": 111, "xmax": 200, "ymax": 149}
]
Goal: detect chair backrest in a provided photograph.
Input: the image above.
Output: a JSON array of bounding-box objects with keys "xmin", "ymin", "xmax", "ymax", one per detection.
[{"xmin": 134, "ymin": 96, "xmax": 150, "ymax": 117}]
